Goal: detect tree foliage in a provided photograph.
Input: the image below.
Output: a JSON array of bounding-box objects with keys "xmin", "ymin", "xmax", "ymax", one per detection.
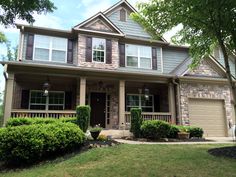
[
  {"xmin": 0, "ymin": 0, "xmax": 56, "ymax": 43},
  {"xmin": 132, "ymin": 0, "xmax": 236, "ymax": 65},
  {"xmin": 132, "ymin": 0, "xmax": 236, "ymax": 123}
]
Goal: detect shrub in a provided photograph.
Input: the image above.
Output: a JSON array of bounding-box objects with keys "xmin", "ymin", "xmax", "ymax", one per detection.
[
  {"xmin": 76, "ymin": 105, "xmax": 91, "ymax": 132},
  {"xmin": 97, "ymin": 134, "xmax": 108, "ymax": 141},
  {"xmin": 6, "ymin": 117, "xmax": 77, "ymax": 127},
  {"xmin": 130, "ymin": 108, "xmax": 142, "ymax": 138},
  {"xmin": 0, "ymin": 122, "xmax": 85, "ymax": 165},
  {"xmin": 188, "ymin": 127, "xmax": 204, "ymax": 138},
  {"xmin": 141, "ymin": 120, "xmax": 171, "ymax": 139},
  {"xmin": 167, "ymin": 125, "xmax": 179, "ymax": 138}
]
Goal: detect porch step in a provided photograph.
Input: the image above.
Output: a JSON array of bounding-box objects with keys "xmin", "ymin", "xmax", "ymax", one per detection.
[{"xmin": 101, "ymin": 130, "xmax": 133, "ymax": 139}]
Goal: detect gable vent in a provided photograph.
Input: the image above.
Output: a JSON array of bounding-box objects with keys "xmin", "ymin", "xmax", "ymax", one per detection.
[{"xmin": 120, "ymin": 8, "xmax": 126, "ymax": 22}]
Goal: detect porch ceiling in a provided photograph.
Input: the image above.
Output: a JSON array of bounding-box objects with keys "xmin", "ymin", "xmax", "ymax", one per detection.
[{"xmin": 3, "ymin": 61, "xmax": 172, "ymax": 82}]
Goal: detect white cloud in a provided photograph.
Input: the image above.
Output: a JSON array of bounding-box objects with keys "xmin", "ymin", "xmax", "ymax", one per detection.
[
  {"xmin": 32, "ymin": 14, "xmax": 64, "ymax": 29},
  {"xmin": 77, "ymin": 0, "xmax": 113, "ymax": 19}
]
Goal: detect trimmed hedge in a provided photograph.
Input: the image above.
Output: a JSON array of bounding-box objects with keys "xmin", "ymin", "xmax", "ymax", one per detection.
[
  {"xmin": 141, "ymin": 120, "xmax": 171, "ymax": 139},
  {"xmin": 6, "ymin": 117, "xmax": 77, "ymax": 127},
  {"xmin": 167, "ymin": 125, "xmax": 179, "ymax": 138},
  {"xmin": 76, "ymin": 105, "xmax": 91, "ymax": 132},
  {"xmin": 188, "ymin": 127, "xmax": 204, "ymax": 138},
  {"xmin": 130, "ymin": 108, "xmax": 142, "ymax": 138},
  {"xmin": 0, "ymin": 122, "xmax": 85, "ymax": 165}
]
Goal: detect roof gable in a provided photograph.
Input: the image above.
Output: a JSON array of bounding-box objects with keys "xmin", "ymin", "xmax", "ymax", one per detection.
[
  {"xmin": 73, "ymin": 12, "xmax": 124, "ymax": 36},
  {"xmin": 184, "ymin": 57, "xmax": 226, "ymax": 78},
  {"xmin": 104, "ymin": 0, "xmax": 166, "ymax": 42}
]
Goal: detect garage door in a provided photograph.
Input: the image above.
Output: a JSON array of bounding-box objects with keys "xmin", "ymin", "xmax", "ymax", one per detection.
[{"xmin": 188, "ymin": 99, "xmax": 227, "ymax": 137}]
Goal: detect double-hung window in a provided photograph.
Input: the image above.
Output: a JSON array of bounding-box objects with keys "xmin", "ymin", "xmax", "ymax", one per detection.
[
  {"xmin": 126, "ymin": 44, "xmax": 152, "ymax": 69},
  {"xmin": 34, "ymin": 35, "xmax": 67, "ymax": 63},
  {"xmin": 92, "ymin": 38, "xmax": 106, "ymax": 62},
  {"xmin": 29, "ymin": 90, "xmax": 65, "ymax": 110},
  {"xmin": 126, "ymin": 94, "xmax": 154, "ymax": 112}
]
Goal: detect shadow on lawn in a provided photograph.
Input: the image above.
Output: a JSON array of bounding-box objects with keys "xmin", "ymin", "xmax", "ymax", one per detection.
[
  {"xmin": 208, "ymin": 146, "xmax": 236, "ymax": 159},
  {"xmin": 0, "ymin": 140, "xmax": 120, "ymax": 172}
]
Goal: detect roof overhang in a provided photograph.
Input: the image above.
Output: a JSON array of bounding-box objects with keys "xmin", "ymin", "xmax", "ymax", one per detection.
[
  {"xmin": 1, "ymin": 61, "xmax": 173, "ymax": 82},
  {"xmin": 16, "ymin": 24, "xmax": 75, "ymax": 38}
]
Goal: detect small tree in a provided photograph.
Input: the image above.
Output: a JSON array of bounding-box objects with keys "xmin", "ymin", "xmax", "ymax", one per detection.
[
  {"xmin": 76, "ymin": 105, "xmax": 91, "ymax": 132},
  {"xmin": 130, "ymin": 108, "xmax": 142, "ymax": 138}
]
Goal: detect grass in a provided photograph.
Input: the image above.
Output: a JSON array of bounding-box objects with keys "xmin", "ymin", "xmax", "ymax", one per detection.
[{"xmin": 0, "ymin": 144, "xmax": 236, "ymax": 177}]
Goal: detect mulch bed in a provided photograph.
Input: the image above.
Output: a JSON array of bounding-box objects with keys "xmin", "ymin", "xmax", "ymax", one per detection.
[
  {"xmin": 83, "ymin": 140, "xmax": 121, "ymax": 149},
  {"xmin": 208, "ymin": 146, "xmax": 236, "ymax": 159},
  {"xmin": 122, "ymin": 137, "xmax": 211, "ymax": 142}
]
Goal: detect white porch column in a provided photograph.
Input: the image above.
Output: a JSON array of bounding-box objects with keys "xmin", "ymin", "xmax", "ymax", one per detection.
[
  {"xmin": 3, "ymin": 73, "xmax": 14, "ymax": 125},
  {"xmin": 79, "ymin": 77, "xmax": 86, "ymax": 105},
  {"xmin": 168, "ymin": 83, "xmax": 176, "ymax": 124},
  {"xmin": 119, "ymin": 80, "xmax": 125, "ymax": 129}
]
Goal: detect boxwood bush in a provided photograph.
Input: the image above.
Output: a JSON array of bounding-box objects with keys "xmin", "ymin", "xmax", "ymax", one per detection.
[
  {"xmin": 130, "ymin": 108, "xmax": 142, "ymax": 138},
  {"xmin": 167, "ymin": 125, "xmax": 179, "ymax": 138},
  {"xmin": 6, "ymin": 117, "xmax": 77, "ymax": 127},
  {"xmin": 188, "ymin": 127, "xmax": 204, "ymax": 138},
  {"xmin": 141, "ymin": 120, "xmax": 171, "ymax": 139},
  {"xmin": 0, "ymin": 122, "xmax": 85, "ymax": 165},
  {"xmin": 76, "ymin": 105, "xmax": 91, "ymax": 132}
]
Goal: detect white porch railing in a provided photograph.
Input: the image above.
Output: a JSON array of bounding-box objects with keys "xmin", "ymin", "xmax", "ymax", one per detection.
[
  {"xmin": 125, "ymin": 112, "xmax": 172, "ymax": 124},
  {"xmin": 11, "ymin": 109, "xmax": 76, "ymax": 118}
]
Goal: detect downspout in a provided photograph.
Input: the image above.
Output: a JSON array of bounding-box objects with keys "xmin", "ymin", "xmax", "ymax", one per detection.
[{"xmin": 172, "ymin": 77, "xmax": 182, "ymax": 125}]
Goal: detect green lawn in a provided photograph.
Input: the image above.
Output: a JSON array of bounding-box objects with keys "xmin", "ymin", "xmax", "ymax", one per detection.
[{"xmin": 0, "ymin": 144, "xmax": 236, "ymax": 177}]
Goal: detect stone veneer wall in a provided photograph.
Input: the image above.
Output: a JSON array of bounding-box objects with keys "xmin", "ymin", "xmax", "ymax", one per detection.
[
  {"xmin": 78, "ymin": 34, "xmax": 119, "ymax": 69},
  {"xmin": 187, "ymin": 60, "xmax": 221, "ymax": 77},
  {"xmin": 180, "ymin": 82, "xmax": 232, "ymax": 127}
]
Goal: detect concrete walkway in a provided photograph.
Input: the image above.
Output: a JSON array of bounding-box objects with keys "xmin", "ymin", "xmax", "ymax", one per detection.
[{"xmin": 114, "ymin": 137, "xmax": 236, "ymax": 145}]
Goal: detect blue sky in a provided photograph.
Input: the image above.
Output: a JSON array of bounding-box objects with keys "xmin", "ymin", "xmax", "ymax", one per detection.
[{"xmin": 0, "ymin": 0, "xmax": 177, "ymax": 93}]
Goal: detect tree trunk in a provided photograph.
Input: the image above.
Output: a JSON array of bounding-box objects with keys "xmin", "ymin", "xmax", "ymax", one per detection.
[{"xmin": 218, "ymin": 40, "xmax": 236, "ymax": 131}]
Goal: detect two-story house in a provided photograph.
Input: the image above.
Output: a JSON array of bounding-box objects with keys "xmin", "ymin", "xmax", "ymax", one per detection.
[{"xmin": 1, "ymin": 0, "xmax": 235, "ymax": 137}]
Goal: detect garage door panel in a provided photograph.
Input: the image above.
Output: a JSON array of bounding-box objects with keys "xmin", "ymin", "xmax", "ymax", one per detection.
[{"xmin": 189, "ymin": 99, "xmax": 227, "ymax": 137}]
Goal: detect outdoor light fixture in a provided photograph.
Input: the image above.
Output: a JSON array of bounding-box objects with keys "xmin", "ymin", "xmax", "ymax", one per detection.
[
  {"xmin": 43, "ymin": 77, "xmax": 50, "ymax": 97},
  {"xmin": 144, "ymin": 85, "xmax": 149, "ymax": 101}
]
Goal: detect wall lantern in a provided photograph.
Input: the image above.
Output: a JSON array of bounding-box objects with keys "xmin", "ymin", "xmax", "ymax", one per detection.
[
  {"xmin": 43, "ymin": 78, "xmax": 50, "ymax": 97},
  {"xmin": 144, "ymin": 85, "xmax": 149, "ymax": 101}
]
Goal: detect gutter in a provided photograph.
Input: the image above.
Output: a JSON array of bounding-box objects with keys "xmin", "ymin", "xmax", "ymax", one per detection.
[{"xmin": 3, "ymin": 64, "xmax": 8, "ymax": 80}]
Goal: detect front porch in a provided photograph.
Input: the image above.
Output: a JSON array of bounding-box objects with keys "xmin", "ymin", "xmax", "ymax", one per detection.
[{"xmin": 5, "ymin": 73, "xmax": 176, "ymax": 129}]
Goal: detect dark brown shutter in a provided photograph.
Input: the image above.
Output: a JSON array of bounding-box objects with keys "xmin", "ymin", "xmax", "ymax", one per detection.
[
  {"xmin": 119, "ymin": 43, "xmax": 125, "ymax": 67},
  {"xmin": 86, "ymin": 37, "xmax": 92, "ymax": 62},
  {"xmin": 67, "ymin": 39, "xmax": 73, "ymax": 64},
  {"xmin": 152, "ymin": 47, "xmax": 157, "ymax": 70},
  {"xmin": 26, "ymin": 34, "xmax": 34, "ymax": 60},
  {"xmin": 64, "ymin": 92, "xmax": 72, "ymax": 110},
  {"xmin": 106, "ymin": 39, "xmax": 112, "ymax": 64},
  {"xmin": 21, "ymin": 90, "xmax": 30, "ymax": 109}
]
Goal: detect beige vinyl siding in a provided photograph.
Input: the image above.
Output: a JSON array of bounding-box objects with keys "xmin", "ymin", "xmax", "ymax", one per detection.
[{"xmin": 188, "ymin": 99, "xmax": 227, "ymax": 137}]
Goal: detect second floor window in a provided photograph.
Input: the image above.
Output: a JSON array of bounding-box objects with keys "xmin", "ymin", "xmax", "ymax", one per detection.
[
  {"xmin": 126, "ymin": 44, "xmax": 152, "ymax": 69},
  {"xmin": 92, "ymin": 38, "xmax": 106, "ymax": 62},
  {"xmin": 34, "ymin": 35, "xmax": 67, "ymax": 63}
]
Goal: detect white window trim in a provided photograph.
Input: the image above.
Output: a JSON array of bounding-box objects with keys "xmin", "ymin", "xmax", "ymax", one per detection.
[
  {"xmin": 29, "ymin": 90, "xmax": 65, "ymax": 110},
  {"xmin": 33, "ymin": 34, "xmax": 68, "ymax": 63},
  {"xmin": 160, "ymin": 47, "xmax": 163, "ymax": 73},
  {"xmin": 126, "ymin": 93, "xmax": 154, "ymax": 112},
  {"xmin": 92, "ymin": 37, "xmax": 106, "ymax": 63},
  {"xmin": 125, "ymin": 44, "xmax": 152, "ymax": 69}
]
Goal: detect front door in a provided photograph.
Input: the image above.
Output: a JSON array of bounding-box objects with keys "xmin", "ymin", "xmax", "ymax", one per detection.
[{"xmin": 90, "ymin": 92, "xmax": 106, "ymax": 128}]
